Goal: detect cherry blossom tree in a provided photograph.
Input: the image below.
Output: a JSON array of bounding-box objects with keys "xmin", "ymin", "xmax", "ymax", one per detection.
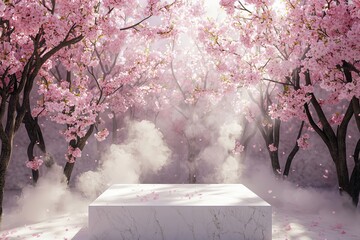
[
  {"xmin": 0, "ymin": 0, "xmax": 92, "ymax": 218},
  {"xmin": 152, "ymin": 2, "xmax": 225, "ymax": 183},
  {"xmin": 156, "ymin": 10, "xmax": 258, "ymax": 182},
  {"xmin": 0, "ymin": 0, "xmax": 178, "ymax": 219},
  {"xmin": 23, "ymin": 110, "xmax": 55, "ymax": 183},
  {"xmin": 32, "ymin": 1, "xmax": 179, "ymax": 183},
  {"xmin": 167, "ymin": 38, "xmax": 213, "ymax": 183},
  {"xmin": 205, "ymin": 0, "xmax": 360, "ymax": 205},
  {"xmin": 197, "ymin": 2, "xmax": 305, "ymax": 178}
]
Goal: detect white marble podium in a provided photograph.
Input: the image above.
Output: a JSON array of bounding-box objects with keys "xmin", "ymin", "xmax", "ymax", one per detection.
[{"xmin": 88, "ymin": 184, "xmax": 271, "ymax": 240}]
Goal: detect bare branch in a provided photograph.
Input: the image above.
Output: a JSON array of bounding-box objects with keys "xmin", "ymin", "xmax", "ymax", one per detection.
[
  {"xmin": 237, "ymin": 1, "xmax": 252, "ymax": 14},
  {"xmin": 42, "ymin": 0, "xmax": 55, "ymax": 14},
  {"xmin": 94, "ymin": 47, "xmax": 107, "ymax": 75},
  {"xmin": 120, "ymin": 14, "xmax": 152, "ymax": 31}
]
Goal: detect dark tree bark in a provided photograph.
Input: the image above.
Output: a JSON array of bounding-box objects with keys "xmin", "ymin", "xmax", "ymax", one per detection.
[
  {"xmin": 256, "ymin": 115, "xmax": 282, "ymax": 175},
  {"xmin": 304, "ymin": 68, "xmax": 359, "ymax": 206},
  {"xmin": 248, "ymin": 86, "xmax": 284, "ymax": 176},
  {"xmin": 63, "ymin": 124, "xmax": 95, "ymax": 183},
  {"xmin": 283, "ymin": 121, "xmax": 305, "ymax": 177},
  {"xmin": 23, "ymin": 111, "xmax": 55, "ymax": 183},
  {"xmin": 186, "ymin": 137, "xmax": 200, "ymax": 183},
  {"xmin": 0, "ymin": 135, "xmax": 13, "ymax": 219},
  {"xmin": 350, "ymin": 139, "xmax": 360, "ymax": 206}
]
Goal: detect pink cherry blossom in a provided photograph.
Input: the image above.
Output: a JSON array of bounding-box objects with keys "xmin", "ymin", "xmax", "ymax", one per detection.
[
  {"xmin": 233, "ymin": 141, "xmax": 245, "ymax": 154},
  {"xmin": 297, "ymin": 134, "xmax": 310, "ymax": 150},
  {"xmin": 268, "ymin": 144, "xmax": 278, "ymax": 152},
  {"xmin": 25, "ymin": 157, "xmax": 44, "ymax": 171},
  {"xmin": 94, "ymin": 128, "xmax": 109, "ymax": 142}
]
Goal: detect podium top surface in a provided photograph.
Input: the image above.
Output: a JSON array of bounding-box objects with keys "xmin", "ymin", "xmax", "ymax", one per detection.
[{"xmin": 90, "ymin": 184, "xmax": 270, "ymax": 207}]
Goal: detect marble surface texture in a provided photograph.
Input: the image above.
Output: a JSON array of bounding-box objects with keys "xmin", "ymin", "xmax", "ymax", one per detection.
[{"xmin": 88, "ymin": 184, "xmax": 272, "ymax": 240}]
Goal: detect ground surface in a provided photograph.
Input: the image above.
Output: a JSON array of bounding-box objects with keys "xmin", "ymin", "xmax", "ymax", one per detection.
[{"xmin": 0, "ymin": 188, "xmax": 359, "ymax": 240}]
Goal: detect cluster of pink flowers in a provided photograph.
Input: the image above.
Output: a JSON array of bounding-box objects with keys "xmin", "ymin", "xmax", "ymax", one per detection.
[
  {"xmin": 297, "ymin": 134, "xmax": 310, "ymax": 150},
  {"xmin": 233, "ymin": 141, "xmax": 245, "ymax": 154},
  {"xmin": 219, "ymin": 0, "xmax": 236, "ymax": 14},
  {"xmin": 94, "ymin": 128, "xmax": 109, "ymax": 142},
  {"xmin": 25, "ymin": 157, "xmax": 44, "ymax": 171},
  {"xmin": 268, "ymin": 144, "xmax": 277, "ymax": 152},
  {"xmin": 66, "ymin": 147, "xmax": 82, "ymax": 163}
]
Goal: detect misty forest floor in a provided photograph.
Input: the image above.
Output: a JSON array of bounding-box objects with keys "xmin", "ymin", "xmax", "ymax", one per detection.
[{"xmin": 0, "ymin": 190, "xmax": 359, "ymax": 240}]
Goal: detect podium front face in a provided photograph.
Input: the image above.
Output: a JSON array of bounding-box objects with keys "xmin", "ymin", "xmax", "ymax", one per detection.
[{"xmin": 89, "ymin": 184, "xmax": 272, "ymax": 240}]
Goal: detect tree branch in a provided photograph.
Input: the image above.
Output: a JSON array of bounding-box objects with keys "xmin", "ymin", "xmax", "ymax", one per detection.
[
  {"xmin": 305, "ymin": 71, "xmax": 336, "ymax": 143},
  {"xmin": 120, "ymin": 14, "xmax": 152, "ymax": 31},
  {"xmin": 304, "ymin": 103, "xmax": 332, "ymax": 151},
  {"xmin": 351, "ymin": 97, "xmax": 360, "ymax": 132},
  {"xmin": 283, "ymin": 121, "xmax": 304, "ymax": 176}
]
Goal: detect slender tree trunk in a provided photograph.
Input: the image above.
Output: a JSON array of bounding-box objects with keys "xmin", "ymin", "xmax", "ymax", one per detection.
[
  {"xmin": 24, "ymin": 112, "xmax": 43, "ymax": 183},
  {"xmin": 63, "ymin": 124, "xmax": 95, "ymax": 183},
  {"xmin": 268, "ymin": 149, "xmax": 281, "ymax": 175},
  {"xmin": 335, "ymin": 130, "xmax": 350, "ymax": 194},
  {"xmin": 31, "ymin": 170, "xmax": 39, "ymax": 183},
  {"xmin": 350, "ymin": 139, "xmax": 360, "ymax": 206},
  {"xmin": 334, "ymin": 100, "xmax": 353, "ymax": 198},
  {"xmin": 0, "ymin": 137, "xmax": 13, "ymax": 219},
  {"xmin": 187, "ymin": 161, "xmax": 197, "ymax": 183},
  {"xmin": 331, "ymin": 150, "xmax": 350, "ymax": 194},
  {"xmin": 24, "ymin": 116, "xmax": 55, "ymax": 182},
  {"xmin": 0, "ymin": 164, "xmax": 6, "ymax": 220},
  {"xmin": 283, "ymin": 121, "xmax": 305, "ymax": 177},
  {"xmin": 257, "ymin": 118, "xmax": 281, "ymax": 175},
  {"xmin": 187, "ymin": 149, "xmax": 197, "ymax": 184},
  {"xmin": 63, "ymin": 162, "xmax": 75, "ymax": 183},
  {"xmin": 186, "ymin": 137, "xmax": 199, "ymax": 184},
  {"xmin": 349, "ymin": 96, "xmax": 360, "ymax": 206}
]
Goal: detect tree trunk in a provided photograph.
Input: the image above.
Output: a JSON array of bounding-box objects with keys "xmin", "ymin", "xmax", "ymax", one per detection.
[
  {"xmin": 185, "ymin": 139, "xmax": 200, "ymax": 183},
  {"xmin": 333, "ymin": 142, "xmax": 350, "ymax": 195},
  {"xmin": 283, "ymin": 121, "xmax": 305, "ymax": 177},
  {"xmin": 31, "ymin": 170, "xmax": 39, "ymax": 183},
  {"xmin": 257, "ymin": 118, "xmax": 282, "ymax": 175},
  {"xmin": 63, "ymin": 124, "xmax": 95, "ymax": 183},
  {"xmin": 349, "ymin": 139, "xmax": 360, "ymax": 206},
  {"xmin": 304, "ymin": 84, "xmax": 358, "ymax": 205},
  {"xmin": 187, "ymin": 152, "xmax": 197, "ymax": 184},
  {"xmin": 24, "ymin": 111, "xmax": 55, "ymax": 183},
  {"xmin": 0, "ymin": 138, "xmax": 13, "ymax": 219},
  {"xmin": 269, "ymin": 150, "xmax": 281, "ymax": 175},
  {"xmin": 187, "ymin": 163, "xmax": 197, "ymax": 183},
  {"xmin": 332, "ymin": 151, "xmax": 350, "ymax": 194},
  {"xmin": 0, "ymin": 163, "xmax": 6, "ymax": 221},
  {"xmin": 63, "ymin": 162, "xmax": 75, "ymax": 183},
  {"xmin": 334, "ymin": 102, "xmax": 353, "ymax": 198},
  {"xmin": 187, "ymin": 150, "xmax": 197, "ymax": 183}
]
